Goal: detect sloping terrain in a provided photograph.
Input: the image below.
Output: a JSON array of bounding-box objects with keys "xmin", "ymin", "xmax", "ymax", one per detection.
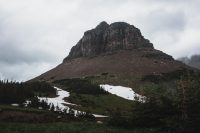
[
  {"xmin": 33, "ymin": 49, "xmax": 184, "ymax": 88},
  {"xmin": 32, "ymin": 21, "xmax": 187, "ymax": 89}
]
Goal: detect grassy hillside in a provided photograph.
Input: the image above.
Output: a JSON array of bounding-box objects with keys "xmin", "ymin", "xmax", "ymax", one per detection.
[
  {"xmin": 1, "ymin": 69, "xmax": 200, "ymax": 133},
  {"xmin": 66, "ymin": 93, "xmax": 133, "ymax": 116}
]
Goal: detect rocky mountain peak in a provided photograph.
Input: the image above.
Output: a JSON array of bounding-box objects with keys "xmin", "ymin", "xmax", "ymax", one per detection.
[
  {"xmin": 64, "ymin": 21, "xmax": 154, "ymax": 62},
  {"xmin": 95, "ymin": 21, "xmax": 109, "ymax": 30}
]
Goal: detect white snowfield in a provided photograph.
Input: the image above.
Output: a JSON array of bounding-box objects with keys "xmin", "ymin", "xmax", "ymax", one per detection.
[
  {"xmin": 38, "ymin": 87, "xmax": 76, "ymax": 110},
  {"xmin": 100, "ymin": 84, "xmax": 145, "ymax": 102},
  {"xmin": 38, "ymin": 87, "xmax": 108, "ymax": 118}
]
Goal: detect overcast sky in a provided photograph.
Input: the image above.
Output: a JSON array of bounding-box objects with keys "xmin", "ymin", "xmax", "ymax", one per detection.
[{"xmin": 0, "ymin": 0, "xmax": 199, "ymax": 81}]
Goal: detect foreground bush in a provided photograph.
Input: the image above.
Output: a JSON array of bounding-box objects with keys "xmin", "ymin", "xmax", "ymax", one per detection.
[{"xmin": 108, "ymin": 72, "xmax": 200, "ymax": 133}]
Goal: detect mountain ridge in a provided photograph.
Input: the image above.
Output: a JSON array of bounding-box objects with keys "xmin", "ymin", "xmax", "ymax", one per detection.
[{"xmin": 177, "ymin": 54, "xmax": 200, "ymax": 70}]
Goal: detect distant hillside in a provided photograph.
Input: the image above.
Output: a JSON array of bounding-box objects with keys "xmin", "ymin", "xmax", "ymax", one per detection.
[{"xmin": 177, "ymin": 55, "xmax": 200, "ymax": 69}]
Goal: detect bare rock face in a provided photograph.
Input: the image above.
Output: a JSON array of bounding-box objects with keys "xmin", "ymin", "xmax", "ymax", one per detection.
[{"xmin": 64, "ymin": 21, "xmax": 153, "ymax": 61}]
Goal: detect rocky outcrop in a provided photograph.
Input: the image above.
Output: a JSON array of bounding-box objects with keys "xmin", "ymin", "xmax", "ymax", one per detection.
[{"xmin": 64, "ymin": 21, "xmax": 153, "ymax": 61}]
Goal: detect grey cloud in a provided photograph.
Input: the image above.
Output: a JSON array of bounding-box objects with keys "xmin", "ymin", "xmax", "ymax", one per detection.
[
  {"xmin": 0, "ymin": 62, "xmax": 54, "ymax": 81},
  {"xmin": 140, "ymin": 10, "xmax": 186, "ymax": 33},
  {"xmin": 0, "ymin": 43, "xmax": 57, "ymax": 65},
  {"xmin": 135, "ymin": 9, "xmax": 186, "ymax": 50},
  {"xmin": 0, "ymin": 0, "xmax": 199, "ymax": 81}
]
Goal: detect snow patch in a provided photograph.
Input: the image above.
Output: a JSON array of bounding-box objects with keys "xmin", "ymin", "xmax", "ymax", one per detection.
[
  {"xmin": 24, "ymin": 100, "xmax": 31, "ymax": 107},
  {"xmin": 11, "ymin": 104, "xmax": 19, "ymax": 107},
  {"xmin": 93, "ymin": 114, "xmax": 108, "ymax": 118},
  {"xmin": 100, "ymin": 84, "xmax": 145, "ymax": 102}
]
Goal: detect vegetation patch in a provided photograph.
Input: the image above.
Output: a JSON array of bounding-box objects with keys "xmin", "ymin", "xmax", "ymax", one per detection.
[
  {"xmin": 108, "ymin": 72, "xmax": 200, "ymax": 133},
  {"xmin": 53, "ymin": 78, "xmax": 108, "ymax": 95},
  {"xmin": 141, "ymin": 68, "xmax": 194, "ymax": 83},
  {"xmin": 65, "ymin": 93, "xmax": 133, "ymax": 116}
]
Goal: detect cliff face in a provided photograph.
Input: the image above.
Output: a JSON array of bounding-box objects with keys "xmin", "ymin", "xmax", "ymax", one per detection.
[{"xmin": 64, "ymin": 21, "xmax": 153, "ymax": 61}]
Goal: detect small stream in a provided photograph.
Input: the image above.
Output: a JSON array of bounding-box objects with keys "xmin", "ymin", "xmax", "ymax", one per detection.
[{"xmin": 38, "ymin": 87, "xmax": 76, "ymax": 110}]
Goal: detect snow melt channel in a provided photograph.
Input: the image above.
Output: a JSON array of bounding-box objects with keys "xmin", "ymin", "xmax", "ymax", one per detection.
[
  {"xmin": 100, "ymin": 84, "xmax": 145, "ymax": 102},
  {"xmin": 38, "ymin": 87, "xmax": 76, "ymax": 110},
  {"xmin": 38, "ymin": 86, "xmax": 107, "ymax": 118}
]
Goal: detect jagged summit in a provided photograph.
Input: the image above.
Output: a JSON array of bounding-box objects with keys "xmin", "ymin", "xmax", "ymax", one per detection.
[
  {"xmin": 64, "ymin": 21, "xmax": 153, "ymax": 62},
  {"xmin": 95, "ymin": 21, "xmax": 109, "ymax": 30}
]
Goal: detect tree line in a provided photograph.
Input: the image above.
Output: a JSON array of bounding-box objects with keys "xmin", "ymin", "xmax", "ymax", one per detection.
[{"xmin": 0, "ymin": 80, "xmax": 56, "ymax": 104}]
